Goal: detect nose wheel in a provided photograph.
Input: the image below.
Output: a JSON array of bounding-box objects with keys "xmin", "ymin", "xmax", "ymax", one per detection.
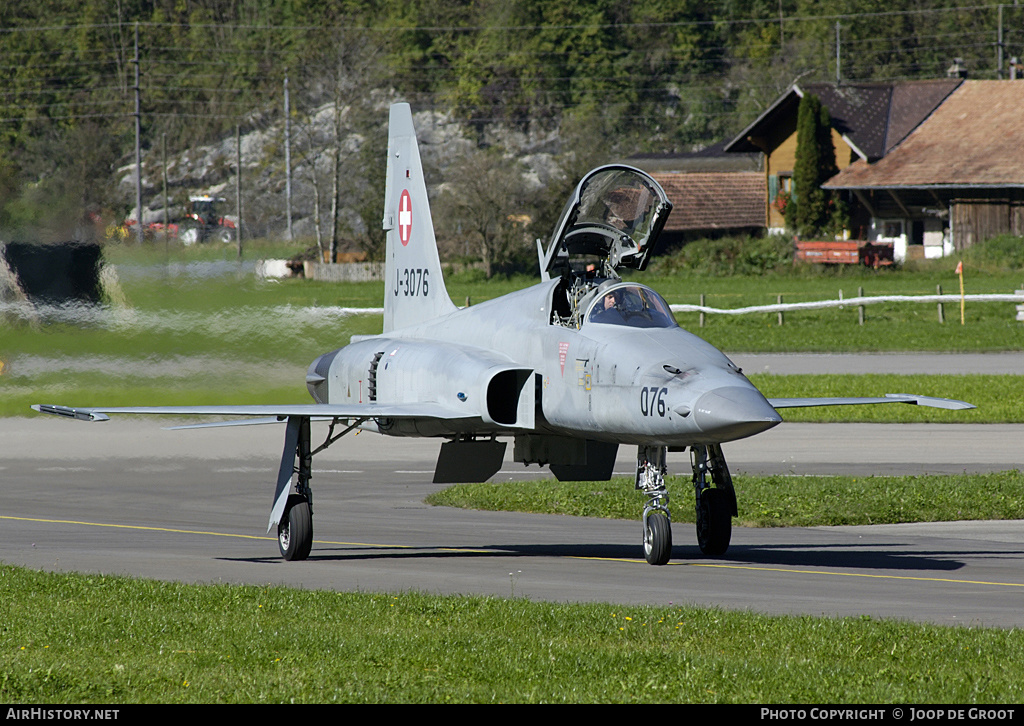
[
  {"xmin": 642, "ymin": 506, "xmax": 672, "ymax": 565},
  {"xmin": 637, "ymin": 445, "xmax": 672, "ymax": 565}
]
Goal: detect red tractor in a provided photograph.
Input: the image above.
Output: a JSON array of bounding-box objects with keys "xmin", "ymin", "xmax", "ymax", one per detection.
[{"xmin": 180, "ymin": 195, "xmax": 236, "ymax": 245}]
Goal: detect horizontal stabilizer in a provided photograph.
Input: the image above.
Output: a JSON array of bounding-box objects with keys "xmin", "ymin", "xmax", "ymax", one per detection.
[{"xmin": 769, "ymin": 394, "xmax": 975, "ymax": 410}]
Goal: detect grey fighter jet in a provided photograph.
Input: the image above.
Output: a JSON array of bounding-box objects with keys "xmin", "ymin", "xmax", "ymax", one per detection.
[{"xmin": 34, "ymin": 103, "xmax": 974, "ymax": 565}]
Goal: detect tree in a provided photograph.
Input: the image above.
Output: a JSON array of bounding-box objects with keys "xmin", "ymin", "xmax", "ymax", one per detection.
[
  {"xmin": 289, "ymin": 25, "xmax": 385, "ymax": 260},
  {"xmin": 436, "ymin": 146, "xmax": 538, "ymax": 278},
  {"xmin": 790, "ymin": 93, "xmax": 838, "ymax": 238}
]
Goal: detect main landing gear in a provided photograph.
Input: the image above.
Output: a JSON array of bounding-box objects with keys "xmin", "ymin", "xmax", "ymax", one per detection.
[
  {"xmin": 635, "ymin": 443, "xmax": 737, "ymax": 565},
  {"xmin": 277, "ymin": 417, "xmax": 314, "ymax": 561},
  {"xmin": 272, "ymin": 415, "xmax": 365, "ymax": 561},
  {"xmin": 692, "ymin": 443, "xmax": 736, "ymax": 557}
]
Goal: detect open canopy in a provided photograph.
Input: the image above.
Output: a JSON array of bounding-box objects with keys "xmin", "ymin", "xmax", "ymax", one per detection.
[{"xmin": 542, "ymin": 165, "xmax": 672, "ymax": 275}]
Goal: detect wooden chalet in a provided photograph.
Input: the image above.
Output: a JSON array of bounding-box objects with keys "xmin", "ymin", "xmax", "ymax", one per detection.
[
  {"xmin": 824, "ymin": 80, "xmax": 1024, "ymax": 257},
  {"xmin": 726, "ymin": 78, "xmax": 1024, "ymax": 261},
  {"xmin": 724, "ymin": 79, "xmax": 964, "ymax": 259}
]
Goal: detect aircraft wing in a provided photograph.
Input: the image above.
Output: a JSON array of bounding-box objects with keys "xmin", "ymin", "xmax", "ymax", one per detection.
[
  {"xmin": 31, "ymin": 402, "xmax": 472, "ymax": 423},
  {"xmin": 768, "ymin": 394, "xmax": 974, "ymax": 410},
  {"xmin": 33, "ymin": 400, "xmax": 478, "ymax": 535}
]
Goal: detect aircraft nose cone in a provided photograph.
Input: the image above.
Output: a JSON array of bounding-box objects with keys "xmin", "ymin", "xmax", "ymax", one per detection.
[{"xmin": 693, "ymin": 386, "xmax": 782, "ymax": 441}]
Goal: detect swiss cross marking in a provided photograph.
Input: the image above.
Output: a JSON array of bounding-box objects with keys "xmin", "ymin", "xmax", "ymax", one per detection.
[{"xmin": 399, "ymin": 189, "xmax": 412, "ymax": 246}]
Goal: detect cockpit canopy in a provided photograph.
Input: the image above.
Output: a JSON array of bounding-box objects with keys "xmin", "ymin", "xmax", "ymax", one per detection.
[
  {"xmin": 542, "ymin": 165, "xmax": 672, "ymax": 276},
  {"xmin": 585, "ymin": 283, "xmax": 677, "ymax": 329}
]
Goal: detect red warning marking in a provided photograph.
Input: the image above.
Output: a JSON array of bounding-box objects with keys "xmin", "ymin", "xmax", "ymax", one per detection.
[
  {"xmin": 558, "ymin": 342, "xmax": 569, "ymax": 375},
  {"xmin": 399, "ymin": 189, "xmax": 412, "ymax": 246}
]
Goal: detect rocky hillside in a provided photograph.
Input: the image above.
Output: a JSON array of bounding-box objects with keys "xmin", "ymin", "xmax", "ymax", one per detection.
[{"xmin": 123, "ymin": 100, "xmax": 563, "ymax": 242}]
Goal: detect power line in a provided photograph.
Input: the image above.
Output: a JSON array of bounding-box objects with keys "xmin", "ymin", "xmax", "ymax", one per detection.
[{"xmin": 0, "ymin": 7, "xmax": 1019, "ymax": 135}]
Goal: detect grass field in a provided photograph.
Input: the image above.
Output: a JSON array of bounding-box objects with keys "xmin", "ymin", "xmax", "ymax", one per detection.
[
  {"xmin": 3, "ymin": 565, "xmax": 1023, "ymax": 703},
  {"xmin": 3, "ymin": 249, "xmax": 1022, "ymax": 418}
]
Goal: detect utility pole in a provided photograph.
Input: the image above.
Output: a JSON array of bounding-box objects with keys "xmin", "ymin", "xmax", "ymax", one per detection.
[
  {"xmin": 998, "ymin": 4, "xmax": 1004, "ymax": 80},
  {"xmin": 133, "ymin": 22, "xmax": 143, "ymax": 245},
  {"xmin": 835, "ymin": 22, "xmax": 842, "ymax": 85},
  {"xmin": 284, "ymin": 72, "xmax": 293, "ymax": 242},
  {"xmin": 162, "ymin": 133, "xmax": 168, "ymax": 254},
  {"xmin": 778, "ymin": 0, "xmax": 784, "ymax": 47},
  {"xmin": 236, "ymin": 125, "xmax": 243, "ymax": 260}
]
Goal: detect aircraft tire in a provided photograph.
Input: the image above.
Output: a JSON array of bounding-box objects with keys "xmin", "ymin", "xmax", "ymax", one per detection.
[
  {"xmin": 278, "ymin": 495, "xmax": 313, "ymax": 561},
  {"xmin": 643, "ymin": 510, "xmax": 672, "ymax": 566},
  {"xmin": 696, "ymin": 488, "xmax": 731, "ymax": 556}
]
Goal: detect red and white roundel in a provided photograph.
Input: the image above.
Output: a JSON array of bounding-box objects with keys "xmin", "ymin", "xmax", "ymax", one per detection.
[{"xmin": 398, "ymin": 189, "xmax": 412, "ymax": 246}]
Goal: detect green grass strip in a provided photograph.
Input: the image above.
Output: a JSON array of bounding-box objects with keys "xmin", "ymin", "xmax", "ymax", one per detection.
[
  {"xmin": 2, "ymin": 565, "xmax": 1022, "ymax": 703},
  {"xmin": 427, "ymin": 471, "xmax": 1024, "ymax": 528}
]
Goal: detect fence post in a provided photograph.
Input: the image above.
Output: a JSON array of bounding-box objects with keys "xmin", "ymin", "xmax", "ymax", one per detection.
[
  {"xmin": 937, "ymin": 284, "xmax": 945, "ymax": 323},
  {"xmin": 699, "ymin": 294, "xmax": 705, "ymax": 328},
  {"xmin": 777, "ymin": 294, "xmax": 784, "ymax": 326},
  {"xmin": 858, "ymin": 286, "xmax": 864, "ymax": 325}
]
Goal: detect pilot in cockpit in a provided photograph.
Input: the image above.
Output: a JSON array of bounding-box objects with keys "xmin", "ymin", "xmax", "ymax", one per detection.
[
  {"xmin": 590, "ymin": 286, "xmax": 638, "ymax": 324},
  {"xmin": 589, "ymin": 284, "xmax": 677, "ymax": 329},
  {"xmin": 593, "ymin": 288, "xmax": 624, "ymax": 322}
]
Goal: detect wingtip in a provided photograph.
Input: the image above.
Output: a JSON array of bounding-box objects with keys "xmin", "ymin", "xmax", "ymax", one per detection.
[
  {"xmin": 32, "ymin": 404, "xmax": 109, "ymax": 421},
  {"xmin": 884, "ymin": 393, "xmax": 976, "ymax": 410}
]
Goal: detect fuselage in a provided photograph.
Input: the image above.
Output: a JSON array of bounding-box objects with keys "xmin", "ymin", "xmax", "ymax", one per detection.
[{"xmin": 307, "ymin": 278, "xmax": 782, "ymax": 447}]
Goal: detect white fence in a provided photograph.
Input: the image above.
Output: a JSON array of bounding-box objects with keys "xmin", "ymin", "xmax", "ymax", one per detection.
[
  {"xmin": 669, "ymin": 292, "xmax": 1024, "ymax": 316},
  {"xmin": 5, "ymin": 290, "xmax": 1018, "ymax": 327}
]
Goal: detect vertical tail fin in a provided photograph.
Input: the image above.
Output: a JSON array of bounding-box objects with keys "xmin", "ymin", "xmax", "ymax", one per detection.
[{"xmin": 382, "ymin": 103, "xmax": 457, "ymax": 333}]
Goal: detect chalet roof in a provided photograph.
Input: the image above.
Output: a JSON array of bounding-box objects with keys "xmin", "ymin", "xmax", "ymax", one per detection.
[
  {"xmin": 725, "ymin": 79, "xmax": 962, "ymax": 161},
  {"xmin": 825, "ymin": 81, "xmax": 1024, "ymax": 190},
  {"xmin": 650, "ymin": 172, "xmax": 765, "ymax": 231},
  {"xmin": 624, "ymin": 140, "xmax": 761, "ymax": 173}
]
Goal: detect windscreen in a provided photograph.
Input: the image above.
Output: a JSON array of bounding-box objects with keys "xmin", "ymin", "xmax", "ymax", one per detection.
[{"xmin": 587, "ymin": 284, "xmax": 677, "ymax": 329}]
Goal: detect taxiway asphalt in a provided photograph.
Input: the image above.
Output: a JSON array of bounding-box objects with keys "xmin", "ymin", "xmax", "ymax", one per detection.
[{"xmin": 3, "ymin": 408, "xmax": 1023, "ymax": 627}]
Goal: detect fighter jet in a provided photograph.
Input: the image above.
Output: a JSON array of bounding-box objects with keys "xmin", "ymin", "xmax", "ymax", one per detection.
[{"xmin": 34, "ymin": 103, "xmax": 974, "ymax": 565}]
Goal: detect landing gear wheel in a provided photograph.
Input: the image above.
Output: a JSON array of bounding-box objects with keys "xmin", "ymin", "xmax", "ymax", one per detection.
[
  {"xmin": 696, "ymin": 488, "xmax": 731, "ymax": 556},
  {"xmin": 278, "ymin": 494, "xmax": 313, "ymax": 561},
  {"xmin": 643, "ymin": 510, "xmax": 672, "ymax": 566}
]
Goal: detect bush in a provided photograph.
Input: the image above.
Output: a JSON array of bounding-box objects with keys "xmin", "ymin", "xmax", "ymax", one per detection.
[
  {"xmin": 962, "ymin": 234, "xmax": 1024, "ymax": 270},
  {"xmin": 651, "ymin": 235, "xmax": 793, "ymax": 276}
]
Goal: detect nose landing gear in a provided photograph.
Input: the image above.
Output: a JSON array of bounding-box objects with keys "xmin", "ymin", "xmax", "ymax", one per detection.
[
  {"xmin": 636, "ymin": 445, "xmax": 671, "ymax": 565},
  {"xmin": 635, "ymin": 443, "xmax": 737, "ymax": 565}
]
